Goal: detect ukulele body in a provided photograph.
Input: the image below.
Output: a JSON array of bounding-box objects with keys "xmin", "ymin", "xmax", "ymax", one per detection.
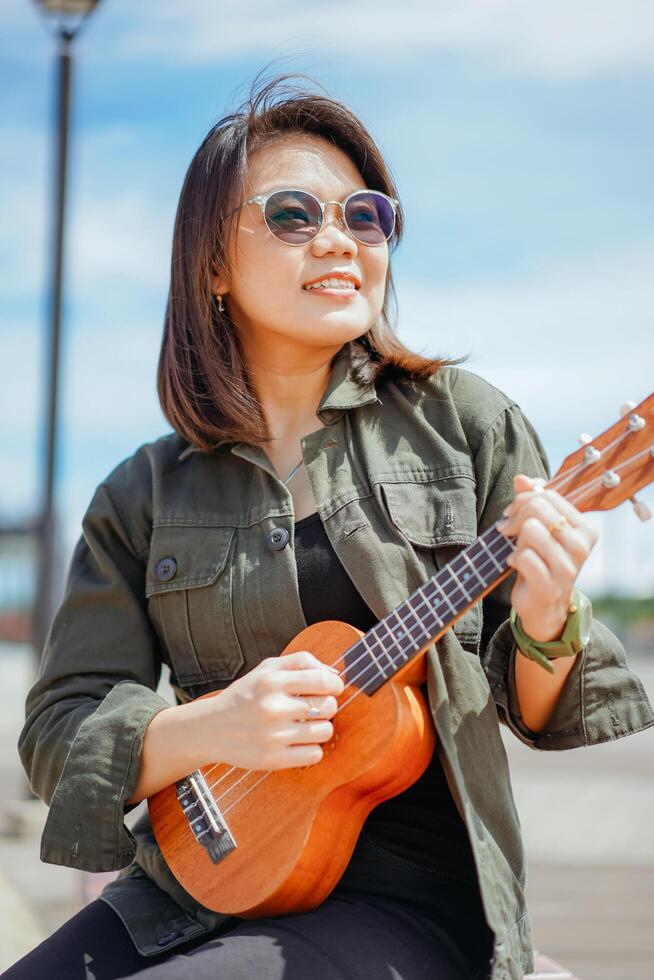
[{"xmin": 148, "ymin": 619, "xmax": 437, "ymax": 917}]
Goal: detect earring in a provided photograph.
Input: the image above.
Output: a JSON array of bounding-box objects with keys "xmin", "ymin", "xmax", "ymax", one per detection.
[{"xmin": 215, "ymin": 293, "xmax": 225, "ymax": 314}]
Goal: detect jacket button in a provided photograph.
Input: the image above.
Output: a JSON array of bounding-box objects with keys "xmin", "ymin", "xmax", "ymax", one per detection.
[
  {"xmin": 265, "ymin": 527, "xmax": 289, "ymax": 551},
  {"xmin": 155, "ymin": 557, "xmax": 178, "ymax": 581}
]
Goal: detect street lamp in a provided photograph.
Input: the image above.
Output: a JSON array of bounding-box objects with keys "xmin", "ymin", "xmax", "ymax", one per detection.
[{"xmin": 31, "ymin": 0, "xmax": 103, "ymax": 661}]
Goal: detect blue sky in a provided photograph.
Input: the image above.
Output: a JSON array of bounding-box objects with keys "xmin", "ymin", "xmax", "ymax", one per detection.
[{"xmin": 2, "ymin": 0, "xmax": 653, "ymax": 597}]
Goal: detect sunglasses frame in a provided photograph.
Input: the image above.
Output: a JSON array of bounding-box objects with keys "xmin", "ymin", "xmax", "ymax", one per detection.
[{"xmin": 235, "ymin": 187, "xmax": 400, "ymax": 247}]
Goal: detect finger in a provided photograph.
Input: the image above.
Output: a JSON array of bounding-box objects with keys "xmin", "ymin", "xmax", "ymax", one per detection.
[
  {"xmin": 272, "ymin": 668, "xmax": 345, "ymax": 696},
  {"xmin": 513, "ymin": 473, "xmax": 547, "ymax": 495},
  {"xmin": 278, "ymin": 650, "xmax": 340, "ymax": 673},
  {"xmin": 284, "ymin": 695, "xmax": 338, "ymax": 720},
  {"xmin": 504, "ymin": 473, "xmax": 584, "ymax": 520},
  {"xmin": 506, "ymin": 546, "xmax": 556, "ymax": 600},
  {"xmin": 503, "ymin": 483, "xmax": 592, "ymax": 537},
  {"xmin": 514, "ymin": 517, "xmax": 579, "ymax": 585},
  {"xmin": 276, "ymin": 720, "xmax": 333, "ymax": 745},
  {"xmin": 501, "ymin": 497, "xmax": 594, "ymax": 569},
  {"xmin": 501, "ymin": 489, "xmax": 584, "ymax": 537},
  {"xmin": 499, "ymin": 494, "xmax": 564, "ymax": 537},
  {"xmin": 284, "ymin": 744, "xmax": 325, "ymax": 767}
]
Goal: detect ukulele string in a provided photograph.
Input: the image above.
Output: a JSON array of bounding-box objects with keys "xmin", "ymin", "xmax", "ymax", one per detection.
[
  {"xmin": 199, "ymin": 464, "xmax": 584, "ymax": 789},
  {"xmin": 189, "ymin": 532, "xmax": 516, "ymax": 830},
  {"xmin": 192, "ymin": 446, "xmax": 652, "ymax": 822},
  {"xmin": 195, "ymin": 454, "xmax": 647, "ymax": 818},
  {"xmin": 192, "ymin": 455, "xmax": 646, "ymax": 824},
  {"xmin": 544, "ymin": 425, "xmax": 634, "ymax": 497},
  {"xmin": 196, "ymin": 525, "xmax": 517, "ymax": 813},
  {"xmin": 190, "ymin": 525, "xmax": 513, "ymax": 789}
]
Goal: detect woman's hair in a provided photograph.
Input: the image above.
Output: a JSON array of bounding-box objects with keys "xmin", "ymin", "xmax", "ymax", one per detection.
[{"xmin": 157, "ymin": 71, "xmax": 457, "ymax": 450}]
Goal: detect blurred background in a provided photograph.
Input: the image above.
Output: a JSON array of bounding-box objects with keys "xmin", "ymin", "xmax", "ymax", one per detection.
[{"xmin": 1, "ymin": 1, "xmax": 652, "ymax": 977}]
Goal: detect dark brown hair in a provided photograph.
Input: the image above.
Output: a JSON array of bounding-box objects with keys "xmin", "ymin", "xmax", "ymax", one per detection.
[{"xmin": 157, "ymin": 71, "xmax": 456, "ymax": 451}]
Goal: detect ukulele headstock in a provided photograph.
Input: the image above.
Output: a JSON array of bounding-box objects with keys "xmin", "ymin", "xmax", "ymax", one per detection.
[{"xmin": 549, "ymin": 392, "xmax": 654, "ymax": 515}]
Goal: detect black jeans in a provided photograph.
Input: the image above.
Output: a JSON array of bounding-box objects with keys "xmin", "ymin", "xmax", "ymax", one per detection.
[{"xmin": 3, "ymin": 891, "xmax": 492, "ymax": 979}]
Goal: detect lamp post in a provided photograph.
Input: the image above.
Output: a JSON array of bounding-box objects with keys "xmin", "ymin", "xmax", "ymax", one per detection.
[{"xmin": 32, "ymin": 0, "xmax": 102, "ymax": 660}]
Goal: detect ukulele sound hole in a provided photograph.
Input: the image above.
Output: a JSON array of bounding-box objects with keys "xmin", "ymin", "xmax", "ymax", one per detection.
[{"xmin": 176, "ymin": 771, "xmax": 238, "ymax": 864}]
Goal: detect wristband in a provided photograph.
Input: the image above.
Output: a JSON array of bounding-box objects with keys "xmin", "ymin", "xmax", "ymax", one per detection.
[{"xmin": 509, "ymin": 588, "xmax": 592, "ymax": 674}]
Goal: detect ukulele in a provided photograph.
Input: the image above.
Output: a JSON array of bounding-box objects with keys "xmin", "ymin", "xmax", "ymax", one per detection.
[{"xmin": 148, "ymin": 393, "xmax": 654, "ymax": 916}]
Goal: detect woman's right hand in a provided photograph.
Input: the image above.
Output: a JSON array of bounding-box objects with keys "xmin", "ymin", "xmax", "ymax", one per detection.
[{"xmin": 193, "ymin": 651, "xmax": 345, "ymax": 771}]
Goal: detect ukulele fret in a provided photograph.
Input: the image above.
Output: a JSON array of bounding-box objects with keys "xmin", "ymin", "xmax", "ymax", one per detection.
[
  {"xmin": 377, "ymin": 615, "xmax": 408, "ymax": 666},
  {"xmin": 387, "ymin": 608, "xmax": 421, "ymax": 651},
  {"xmin": 403, "ymin": 600, "xmax": 432, "ymax": 640},
  {"xmin": 479, "ymin": 535, "xmax": 505, "ymax": 573},
  {"xmin": 360, "ymin": 631, "xmax": 394, "ymax": 677},
  {"xmin": 414, "ymin": 584, "xmax": 443, "ymax": 628},
  {"xmin": 461, "ymin": 550, "xmax": 488, "ymax": 590},
  {"xmin": 446, "ymin": 564, "xmax": 472, "ymax": 602},
  {"xmin": 429, "ymin": 580, "xmax": 457, "ymax": 616}
]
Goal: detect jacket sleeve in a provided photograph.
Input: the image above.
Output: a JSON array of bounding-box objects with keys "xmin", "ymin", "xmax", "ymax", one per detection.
[
  {"xmin": 18, "ymin": 478, "xmax": 172, "ymax": 872},
  {"xmin": 474, "ymin": 403, "xmax": 654, "ymax": 750}
]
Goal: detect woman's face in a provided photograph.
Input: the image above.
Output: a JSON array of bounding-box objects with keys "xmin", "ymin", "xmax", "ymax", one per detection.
[{"xmin": 215, "ymin": 133, "xmax": 389, "ymax": 361}]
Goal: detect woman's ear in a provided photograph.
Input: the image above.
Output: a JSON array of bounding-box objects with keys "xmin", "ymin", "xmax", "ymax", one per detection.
[
  {"xmin": 211, "ymin": 273, "xmax": 228, "ymax": 297},
  {"xmin": 211, "ymin": 259, "xmax": 229, "ymax": 297}
]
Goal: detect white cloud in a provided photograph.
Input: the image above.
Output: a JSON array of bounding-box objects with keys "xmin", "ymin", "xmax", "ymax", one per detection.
[
  {"xmin": 67, "ymin": 192, "xmax": 171, "ymax": 292},
  {"xmin": 3, "ymin": 0, "xmax": 654, "ymax": 77},
  {"xmin": 109, "ymin": 0, "xmax": 654, "ymax": 78},
  {"xmin": 396, "ymin": 243, "xmax": 654, "ymax": 435},
  {"xmin": 0, "ymin": 122, "xmax": 173, "ymax": 301},
  {"xmin": 395, "ymin": 245, "xmax": 654, "ymax": 596},
  {"xmin": 0, "ymin": 127, "xmax": 48, "ymax": 300},
  {"xmin": 3, "ymin": 238, "xmax": 653, "ymax": 593}
]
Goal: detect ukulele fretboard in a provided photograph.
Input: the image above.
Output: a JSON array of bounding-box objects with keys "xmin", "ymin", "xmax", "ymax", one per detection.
[{"xmin": 343, "ymin": 525, "xmax": 515, "ymax": 694}]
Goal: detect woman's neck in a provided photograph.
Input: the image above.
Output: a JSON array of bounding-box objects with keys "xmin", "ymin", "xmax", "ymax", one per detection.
[{"xmin": 245, "ymin": 344, "xmax": 341, "ymax": 442}]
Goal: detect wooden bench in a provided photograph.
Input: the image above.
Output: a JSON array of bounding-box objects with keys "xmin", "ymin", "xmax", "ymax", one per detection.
[{"xmin": 80, "ymin": 872, "xmax": 583, "ymax": 978}]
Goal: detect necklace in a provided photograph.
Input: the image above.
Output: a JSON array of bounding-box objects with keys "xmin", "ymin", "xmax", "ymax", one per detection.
[{"xmin": 283, "ymin": 458, "xmax": 304, "ymax": 485}]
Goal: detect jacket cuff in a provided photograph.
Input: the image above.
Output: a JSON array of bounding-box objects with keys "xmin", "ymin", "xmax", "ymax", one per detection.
[
  {"xmin": 40, "ymin": 681, "xmax": 171, "ymax": 871},
  {"xmin": 486, "ymin": 618, "xmax": 654, "ymax": 751}
]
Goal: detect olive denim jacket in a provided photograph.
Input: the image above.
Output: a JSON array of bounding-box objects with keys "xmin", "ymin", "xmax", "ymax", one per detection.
[{"xmin": 18, "ymin": 347, "xmax": 654, "ymax": 980}]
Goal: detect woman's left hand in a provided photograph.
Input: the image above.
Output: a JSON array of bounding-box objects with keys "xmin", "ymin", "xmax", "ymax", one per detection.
[{"xmin": 497, "ymin": 474, "xmax": 598, "ymax": 643}]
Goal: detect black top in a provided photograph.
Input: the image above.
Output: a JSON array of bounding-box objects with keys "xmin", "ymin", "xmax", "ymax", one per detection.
[{"xmin": 292, "ymin": 510, "xmax": 490, "ymax": 949}]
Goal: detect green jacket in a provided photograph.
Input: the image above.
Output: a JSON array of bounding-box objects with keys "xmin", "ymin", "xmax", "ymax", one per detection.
[{"xmin": 18, "ymin": 346, "xmax": 654, "ymax": 979}]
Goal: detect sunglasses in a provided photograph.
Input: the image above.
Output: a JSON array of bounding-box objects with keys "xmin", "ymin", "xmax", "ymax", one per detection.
[{"xmin": 233, "ymin": 188, "xmax": 399, "ymax": 247}]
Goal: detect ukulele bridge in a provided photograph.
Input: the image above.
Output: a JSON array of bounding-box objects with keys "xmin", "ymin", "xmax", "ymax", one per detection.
[{"xmin": 176, "ymin": 770, "xmax": 237, "ymax": 864}]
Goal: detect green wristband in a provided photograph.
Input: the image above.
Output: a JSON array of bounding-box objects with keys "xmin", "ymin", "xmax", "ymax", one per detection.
[
  {"xmin": 509, "ymin": 613, "xmax": 556, "ymax": 673},
  {"xmin": 509, "ymin": 589, "xmax": 593, "ymax": 675}
]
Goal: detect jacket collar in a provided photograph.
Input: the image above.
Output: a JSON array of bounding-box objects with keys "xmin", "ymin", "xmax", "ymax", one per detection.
[{"xmin": 178, "ymin": 344, "xmax": 379, "ymax": 461}]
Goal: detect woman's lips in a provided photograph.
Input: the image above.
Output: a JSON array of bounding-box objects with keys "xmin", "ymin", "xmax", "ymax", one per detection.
[{"xmin": 302, "ymin": 286, "xmax": 358, "ymax": 298}]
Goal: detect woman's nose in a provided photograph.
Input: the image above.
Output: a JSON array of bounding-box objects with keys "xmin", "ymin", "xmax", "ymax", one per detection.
[{"xmin": 312, "ymin": 204, "xmax": 358, "ymax": 254}]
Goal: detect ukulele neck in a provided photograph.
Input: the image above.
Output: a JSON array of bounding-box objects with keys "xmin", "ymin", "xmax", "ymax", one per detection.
[{"xmin": 351, "ymin": 524, "xmax": 515, "ymax": 693}]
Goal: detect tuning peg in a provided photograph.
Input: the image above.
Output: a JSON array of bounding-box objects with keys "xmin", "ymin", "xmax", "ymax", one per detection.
[
  {"xmin": 620, "ymin": 401, "xmax": 637, "ymax": 418},
  {"xmin": 578, "ymin": 433, "xmax": 592, "ymax": 445},
  {"xmin": 630, "ymin": 496, "xmax": 652, "ymax": 522}
]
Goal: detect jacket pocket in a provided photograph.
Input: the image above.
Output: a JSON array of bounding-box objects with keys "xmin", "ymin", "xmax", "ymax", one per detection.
[
  {"xmin": 378, "ymin": 476, "xmax": 482, "ymax": 650},
  {"xmin": 145, "ymin": 525, "xmax": 245, "ymax": 691}
]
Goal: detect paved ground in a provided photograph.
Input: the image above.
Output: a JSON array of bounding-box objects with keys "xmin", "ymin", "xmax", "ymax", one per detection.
[
  {"xmin": 0, "ymin": 642, "xmax": 652, "ymax": 978},
  {"xmin": 502, "ymin": 650, "xmax": 654, "ymax": 980}
]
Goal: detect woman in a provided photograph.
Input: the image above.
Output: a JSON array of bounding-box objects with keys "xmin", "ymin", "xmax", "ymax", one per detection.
[{"xmin": 10, "ymin": 74, "xmax": 654, "ymax": 980}]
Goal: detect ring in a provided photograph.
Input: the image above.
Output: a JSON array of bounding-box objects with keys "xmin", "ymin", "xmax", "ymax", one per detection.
[
  {"xmin": 306, "ymin": 702, "xmax": 321, "ymax": 718},
  {"xmin": 547, "ymin": 515, "xmax": 568, "ymax": 535}
]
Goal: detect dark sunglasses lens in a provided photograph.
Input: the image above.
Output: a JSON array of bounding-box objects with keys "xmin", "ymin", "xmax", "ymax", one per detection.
[
  {"xmin": 344, "ymin": 191, "xmax": 395, "ymax": 245},
  {"xmin": 263, "ymin": 191, "xmax": 322, "ymax": 243}
]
